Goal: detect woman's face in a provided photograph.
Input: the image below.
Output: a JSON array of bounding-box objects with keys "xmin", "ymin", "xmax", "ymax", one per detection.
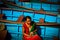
[{"xmin": 26, "ymin": 18, "xmax": 31, "ymax": 25}]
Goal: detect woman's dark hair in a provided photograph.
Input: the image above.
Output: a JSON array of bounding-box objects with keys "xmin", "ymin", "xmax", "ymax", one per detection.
[
  {"xmin": 22, "ymin": 16, "xmax": 31, "ymax": 22},
  {"xmin": 25, "ymin": 16, "xmax": 31, "ymax": 21}
]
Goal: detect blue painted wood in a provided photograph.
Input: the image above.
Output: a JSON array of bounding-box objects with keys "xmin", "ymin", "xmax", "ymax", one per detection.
[
  {"xmin": 57, "ymin": 17, "xmax": 60, "ymax": 23},
  {"xmin": 34, "ymin": 14, "xmax": 45, "ymax": 21},
  {"xmin": 24, "ymin": 12, "xmax": 34, "ymax": 21},
  {"xmin": 45, "ymin": 15, "xmax": 57, "ymax": 22},
  {"xmin": 45, "ymin": 27, "xmax": 59, "ymax": 38},
  {"xmin": 2, "ymin": 10, "xmax": 12, "ymax": 16},
  {"xmin": 42, "ymin": 3, "xmax": 50, "ymax": 11},
  {"xmin": 32, "ymin": 3, "xmax": 41, "ymax": 10},
  {"xmin": 51, "ymin": 4, "xmax": 59, "ymax": 11},
  {"xmin": 13, "ymin": 11, "xmax": 23, "ymax": 17},
  {"xmin": 22, "ymin": 2, "xmax": 31, "ymax": 8}
]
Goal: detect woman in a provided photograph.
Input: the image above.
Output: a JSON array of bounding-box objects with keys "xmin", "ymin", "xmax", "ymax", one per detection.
[{"xmin": 23, "ymin": 16, "xmax": 42, "ymax": 40}]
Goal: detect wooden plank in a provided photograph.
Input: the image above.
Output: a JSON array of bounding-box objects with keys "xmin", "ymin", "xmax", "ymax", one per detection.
[
  {"xmin": 0, "ymin": 20, "xmax": 60, "ymax": 26},
  {"xmin": 40, "ymin": 1, "xmax": 60, "ymax": 5},
  {"xmin": 36, "ymin": 22, "xmax": 60, "ymax": 26},
  {"xmin": 0, "ymin": 20, "xmax": 24, "ymax": 24},
  {"xmin": 0, "ymin": 8, "xmax": 59, "ymax": 16},
  {"xmin": 0, "ymin": 1, "xmax": 59, "ymax": 16}
]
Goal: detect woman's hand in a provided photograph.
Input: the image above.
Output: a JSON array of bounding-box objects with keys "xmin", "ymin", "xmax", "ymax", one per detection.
[{"xmin": 30, "ymin": 32, "xmax": 34, "ymax": 36}]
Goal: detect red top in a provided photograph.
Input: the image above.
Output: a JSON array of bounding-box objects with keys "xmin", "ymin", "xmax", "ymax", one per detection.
[
  {"xmin": 23, "ymin": 23, "xmax": 42, "ymax": 40},
  {"xmin": 23, "ymin": 23, "xmax": 29, "ymax": 34}
]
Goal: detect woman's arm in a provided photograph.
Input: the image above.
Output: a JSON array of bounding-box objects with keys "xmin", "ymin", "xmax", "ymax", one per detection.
[
  {"xmin": 33, "ymin": 29, "xmax": 37, "ymax": 33},
  {"xmin": 30, "ymin": 29, "xmax": 37, "ymax": 36},
  {"xmin": 22, "ymin": 27, "xmax": 29, "ymax": 37}
]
